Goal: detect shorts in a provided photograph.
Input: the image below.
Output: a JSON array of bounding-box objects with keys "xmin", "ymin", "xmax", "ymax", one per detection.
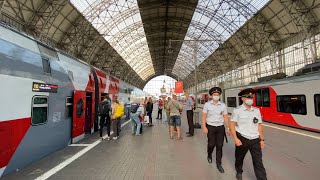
[{"xmin": 170, "ymin": 115, "xmax": 181, "ymax": 126}]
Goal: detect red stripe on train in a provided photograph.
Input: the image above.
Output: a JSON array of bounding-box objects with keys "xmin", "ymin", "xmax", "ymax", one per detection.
[{"xmin": 0, "ymin": 118, "xmax": 30, "ymax": 168}]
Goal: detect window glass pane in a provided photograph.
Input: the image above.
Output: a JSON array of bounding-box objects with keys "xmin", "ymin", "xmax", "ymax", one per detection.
[
  {"xmin": 315, "ymin": 94, "xmax": 320, "ymax": 116},
  {"xmin": 32, "ymin": 107, "xmax": 47, "ymax": 124},
  {"xmin": 255, "ymin": 89, "xmax": 262, "ymax": 106},
  {"xmin": 76, "ymin": 99, "xmax": 84, "ymax": 118},
  {"xmin": 34, "ymin": 97, "xmax": 48, "ymax": 104},
  {"xmin": 66, "ymin": 105, "xmax": 73, "ymax": 119},
  {"xmin": 277, "ymin": 95, "xmax": 307, "ymax": 115},
  {"xmin": 66, "ymin": 97, "xmax": 73, "ymax": 104},
  {"xmin": 227, "ymin": 97, "xmax": 237, "ymax": 107},
  {"xmin": 42, "ymin": 58, "xmax": 51, "ymax": 74},
  {"xmin": 262, "ymin": 88, "xmax": 270, "ymax": 107},
  {"xmin": 66, "ymin": 97, "xmax": 73, "ymax": 119}
]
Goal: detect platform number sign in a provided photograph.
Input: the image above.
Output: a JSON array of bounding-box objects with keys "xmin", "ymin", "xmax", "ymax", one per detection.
[{"xmin": 32, "ymin": 82, "xmax": 58, "ymax": 93}]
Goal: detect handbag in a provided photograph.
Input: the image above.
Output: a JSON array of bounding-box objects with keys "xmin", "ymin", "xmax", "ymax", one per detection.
[
  {"xmin": 144, "ymin": 115, "xmax": 149, "ymax": 124},
  {"xmin": 162, "ymin": 111, "xmax": 167, "ymax": 122}
]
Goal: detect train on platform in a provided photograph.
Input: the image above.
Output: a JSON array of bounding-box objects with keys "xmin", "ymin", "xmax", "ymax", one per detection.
[
  {"xmin": 0, "ymin": 23, "xmax": 147, "ymax": 177},
  {"xmin": 196, "ymin": 63, "xmax": 320, "ymax": 133}
]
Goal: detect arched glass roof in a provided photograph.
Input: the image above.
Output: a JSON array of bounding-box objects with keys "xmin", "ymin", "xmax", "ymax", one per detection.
[
  {"xmin": 71, "ymin": 0, "xmax": 155, "ymax": 80},
  {"xmin": 172, "ymin": 0, "xmax": 270, "ymax": 79}
]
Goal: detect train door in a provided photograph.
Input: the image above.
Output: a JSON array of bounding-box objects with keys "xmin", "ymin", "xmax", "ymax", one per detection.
[
  {"xmin": 254, "ymin": 88, "xmax": 271, "ymax": 121},
  {"xmin": 85, "ymin": 93, "xmax": 92, "ymax": 134},
  {"xmin": 72, "ymin": 91, "xmax": 86, "ymax": 143}
]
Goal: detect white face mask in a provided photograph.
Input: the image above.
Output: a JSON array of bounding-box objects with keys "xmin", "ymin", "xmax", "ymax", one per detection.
[
  {"xmin": 212, "ymin": 96, "xmax": 220, "ymax": 101},
  {"xmin": 245, "ymin": 99, "xmax": 253, "ymax": 106}
]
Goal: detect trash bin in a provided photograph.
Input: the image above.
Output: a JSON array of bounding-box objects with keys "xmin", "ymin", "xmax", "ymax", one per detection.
[{"xmin": 193, "ymin": 109, "xmax": 201, "ymax": 128}]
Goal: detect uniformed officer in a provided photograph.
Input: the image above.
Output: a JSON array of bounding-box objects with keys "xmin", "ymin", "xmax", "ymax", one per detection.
[
  {"xmin": 230, "ymin": 88, "xmax": 267, "ymax": 180},
  {"xmin": 202, "ymin": 87, "xmax": 230, "ymax": 173}
]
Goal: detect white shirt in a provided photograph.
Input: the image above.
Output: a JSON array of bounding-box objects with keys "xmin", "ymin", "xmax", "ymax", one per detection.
[
  {"xmin": 202, "ymin": 100, "xmax": 228, "ymax": 126},
  {"xmin": 186, "ymin": 97, "xmax": 193, "ymax": 111},
  {"xmin": 230, "ymin": 104, "xmax": 262, "ymax": 140},
  {"xmin": 136, "ymin": 105, "xmax": 144, "ymax": 116}
]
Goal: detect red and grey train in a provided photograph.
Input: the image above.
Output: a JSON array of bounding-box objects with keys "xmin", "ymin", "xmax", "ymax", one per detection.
[
  {"xmin": 0, "ymin": 23, "xmax": 146, "ymax": 177},
  {"xmin": 197, "ymin": 65, "xmax": 320, "ymax": 132}
]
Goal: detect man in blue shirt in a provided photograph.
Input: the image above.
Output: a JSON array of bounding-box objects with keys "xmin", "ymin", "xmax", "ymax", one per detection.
[{"xmin": 185, "ymin": 93, "xmax": 194, "ymax": 137}]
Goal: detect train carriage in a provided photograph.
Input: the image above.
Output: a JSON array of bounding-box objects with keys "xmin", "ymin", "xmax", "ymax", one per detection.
[
  {"xmin": 224, "ymin": 71, "xmax": 320, "ymax": 132},
  {"xmin": 0, "ymin": 23, "xmax": 146, "ymax": 177}
]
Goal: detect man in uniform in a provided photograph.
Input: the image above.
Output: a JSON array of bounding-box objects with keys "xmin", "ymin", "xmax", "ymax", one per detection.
[
  {"xmin": 230, "ymin": 88, "xmax": 267, "ymax": 180},
  {"xmin": 202, "ymin": 87, "xmax": 230, "ymax": 173}
]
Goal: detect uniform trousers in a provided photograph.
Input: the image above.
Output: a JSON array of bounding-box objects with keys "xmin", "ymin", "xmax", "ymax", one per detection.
[
  {"xmin": 206, "ymin": 124, "xmax": 225, "ymax": 165},
  {"xmin": 235, "ymin": 132, "xmax": 267, "ymax": 180}
]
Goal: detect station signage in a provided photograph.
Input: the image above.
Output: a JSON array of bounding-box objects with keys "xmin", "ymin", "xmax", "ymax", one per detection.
[
  {"xmin": 32, "ymin": 82, "xmax": 58, "ymax": 93},
  {"xmin": 175, "ymin": 81, "xmax": 183, "ymax": 93}
]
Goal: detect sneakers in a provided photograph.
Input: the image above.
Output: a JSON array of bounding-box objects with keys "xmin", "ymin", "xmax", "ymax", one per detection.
[
  {"xmin": 113, "ymin": 136, "xmax": 118, "ymax": 140},
  {"xmin": 236, "ymin": 172, "xmax": 242, "ymax": 180},
  {"xmin": 107, "ymin": 137, "xmax": 110, "ymax": 140},
  {"xmin": 207, "ymin": 156, "xmax": 212, "ymax": 163},
  {"xmin": 217, "ymin": 164, "xmax": 225, "ymax": 173}
]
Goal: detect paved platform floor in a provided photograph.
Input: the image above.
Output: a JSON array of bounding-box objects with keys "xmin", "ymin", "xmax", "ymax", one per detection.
[{"xmin": 3, "ymin": 104, "xmax": 320, "ymax": 180}]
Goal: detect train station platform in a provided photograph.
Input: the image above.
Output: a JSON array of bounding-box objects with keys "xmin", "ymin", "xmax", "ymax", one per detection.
[{"xmin": 2, "ymin": 104, "xmax": 320, "ymax": 180}]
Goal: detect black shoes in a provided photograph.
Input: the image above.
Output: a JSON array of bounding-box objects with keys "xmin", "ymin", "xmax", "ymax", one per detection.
[
  {"xmin": 186, "ymin": 134, "xmax": 193, "ymax": 137},
  {"xmin": 216, "ymin": 164, "xmax": 224, "ymax": 173},
  {"xmin": 186, "ymin": 132, "xmax": 190, "ymax": 134},
  {"xmin": 207, "ymin": 156, "xmax": 212, "ymax": 163},
  {"xmin": 236, "ymin": 172, "xmax": 242, "ymax": 180}
]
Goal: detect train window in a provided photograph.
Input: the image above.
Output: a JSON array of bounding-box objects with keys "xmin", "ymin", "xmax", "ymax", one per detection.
[
  {"xmin": 227, "ymin": 97, "xmax": 237, "ymax": 107},
  {"xmin": 76, "ymin": 99, "xmax": 84, "ymax": 118},
  {"xmin": 65, "ymin": 97, "xmax": 73, "ymax": 119},
  {"xmin": 277, "ymin": 95, "xmax": 307, "ymax": 115},
  {"xmin": 32, "ymin": 96, "xmax": 48, "ymax": 125},
  {"xmin": 67, "ymin": 70, "xmax": 74, "ymax": 80},
  {"xmin": 255, "ymin": 89, "xmax": 262, "ymax": 106},
  {"xmin": 238, "ymin": 97, "xmax": 243, "ymax": 105},
  {"xmin": 315, "ymin": 94, "xmax": 320, "ymax": 116},
  {"xmin": 262, "ymin": 88, "xmax": 270, "ymax": 107},
  {"xmin": 42, "ymin": 58, "xmax": 51, "ymax": 74}
]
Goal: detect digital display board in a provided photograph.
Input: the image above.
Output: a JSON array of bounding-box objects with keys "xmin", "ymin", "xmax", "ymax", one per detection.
[{"xmin": 32, "ymin": 82, "xmax": 58, "ymax": 93}]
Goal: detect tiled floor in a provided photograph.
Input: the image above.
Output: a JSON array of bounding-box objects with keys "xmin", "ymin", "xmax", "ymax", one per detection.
[{"xmin": 3, "ymin": 104, "xmax": 320, "ymax": 180}]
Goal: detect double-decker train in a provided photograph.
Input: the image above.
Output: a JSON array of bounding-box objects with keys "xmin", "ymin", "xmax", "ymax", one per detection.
[
  {"xmin": 196, "ymin": 63, "xmax": 320, "ymax": 132},
  {"xmin": 0, "ymin": 23, "xmax": 146, "ymax": 177}
]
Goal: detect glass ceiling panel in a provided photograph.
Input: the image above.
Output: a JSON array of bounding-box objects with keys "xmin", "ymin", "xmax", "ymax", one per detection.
[
  {"xmin": 172, "ymin": 0, "xmax": 269, "ymax": 79},
  {"xmin": 70, "ymin": 0, "xmax": 154, "ymax": 80}
]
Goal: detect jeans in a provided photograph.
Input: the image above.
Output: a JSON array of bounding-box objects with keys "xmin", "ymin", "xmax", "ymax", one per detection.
[
  {"xmin": 170, "ymin": 115, "xmax": 181, "ymax": 126},
  {"xmin": 99, "ymin": 114, "xmax": 111, "ymax": 137},
  {"xmin": 112, "ymin": 118, "xmax": 121, "ymax": 137},
  {"xmin": 125, "ymin": 106, "xmax": 131, "ymax": 119},
  {"xmin": 147, "ymin": 111, "xmax": 153, "ymax": 125},
  {"xmin": 130, "ymin": 113, "xmax": 141, "ymax": 135}
]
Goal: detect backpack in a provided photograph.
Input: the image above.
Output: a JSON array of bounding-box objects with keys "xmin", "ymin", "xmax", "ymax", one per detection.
[
  {"xmin": 130, "ymin": 104, "xmax": 139, "ymax": 113},
  {"xmin": 98, "ymin": 101, "xmax": 110, "ymax": 115},
  {"xmin": 114, "ymin": 104, "xmax": 124, "ymax": 118}
]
